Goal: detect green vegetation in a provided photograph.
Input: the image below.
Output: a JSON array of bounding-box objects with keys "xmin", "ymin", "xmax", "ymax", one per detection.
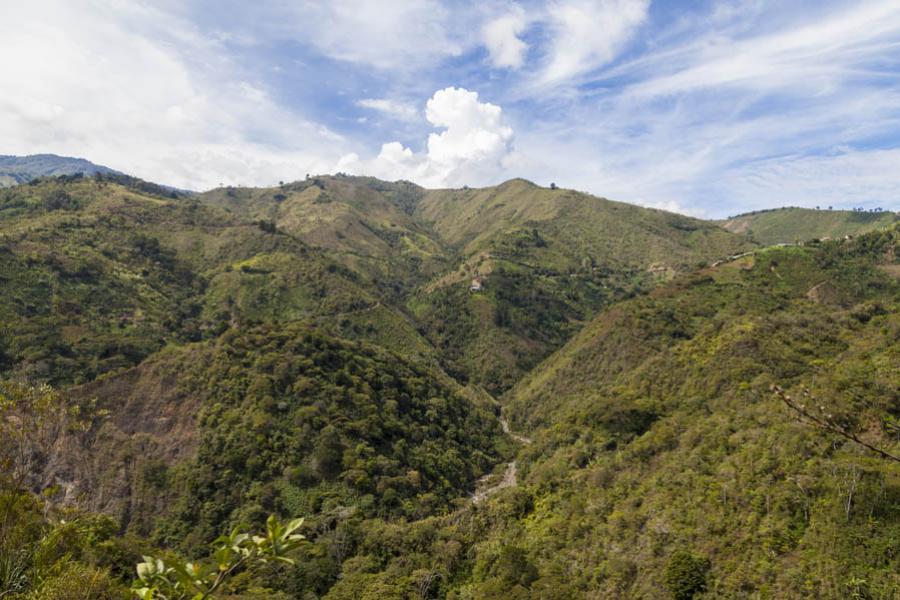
[
  {"xmin": 133, "ymin": 515, "xmax": 306, "ymax": 599},
  {"xmin": 2, "ymin": 171, "xmax": 899, "ymax": 598},
  {"xmin": 664, "ymin": 550, "xmax": 710, "ymax": 600},
  {"xmin": 721, "ymin": 206, "xmax": 898, "ymax": 245}
]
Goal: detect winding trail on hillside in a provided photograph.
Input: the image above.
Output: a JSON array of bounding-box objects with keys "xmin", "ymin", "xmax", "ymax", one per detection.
[{"xmin": 472, "ymin": 415, "xmax": 531, "ymax": 504}]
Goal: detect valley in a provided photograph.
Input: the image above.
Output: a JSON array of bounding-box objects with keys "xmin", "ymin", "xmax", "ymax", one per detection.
[{"xmin": 1, "ymin": 169, "xmax": 899, "ymax": 598}]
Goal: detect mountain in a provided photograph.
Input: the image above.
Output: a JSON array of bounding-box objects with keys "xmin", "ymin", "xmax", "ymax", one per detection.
[
  {"xmin": 318, "ymin": 224, "xmax": 900, "ymax": 598},
  {"xmin": 0, "ymin": 153, "xmax": 120, "ymax": 187},
  {"xmin": 201, "ymin": 175, "xmax": 751, "ymax": 391},
  {"xmin": 4, "ymin": 169, "xmax": 898, "ymax": 598},
  {"xmin": 721, "ymin": 206, "xmax": 898, "ymax": 246},
  {"xmin": 411, "ymin": 179, "xmax": 750, "ymax": 389},
  {"xmin": 0, "ymin": 174, "xmax": 399, "ymax": 385},
  {"xmin": 491, "ymin": 226, "xmax": 900, "ymax": 597}
]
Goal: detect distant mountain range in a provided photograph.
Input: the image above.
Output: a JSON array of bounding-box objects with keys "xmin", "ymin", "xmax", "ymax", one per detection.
[{"xmin": 0, "ymin": 153, "xmax": 120, "ymax": 187}]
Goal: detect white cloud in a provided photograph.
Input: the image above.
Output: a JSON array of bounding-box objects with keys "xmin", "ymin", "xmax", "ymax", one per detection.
[
  {"xmin": 483, "ymin": 8, "xmax": 529, "ymax": 69},
  {"xmin": 357, "ymin": 98, "xmax": 419, "ymax": 121},
  {"xmin": 715, "ymin": 148, "xmax": 900, "ymax": 212},
  {"xmin": 503, "ymin": 0, "xmax": 900, "ymax": 216},
  {"xmin": 341, "ymin": 87, "xmax": 514, "ymax": 187},
  {"xmin": 537, "ymin": 0, "xmax": 649, "ymax": 86},
  {"xmin": 0, "ymin": 0, "xmax": 345, "ymax": 190},
  {"xmin": 625, "ymin": 0, "xmax": 900, "ymax": 99},
  {"xmin": 286, "ymin": 0, "xmax": 466, "ymax": 70}
]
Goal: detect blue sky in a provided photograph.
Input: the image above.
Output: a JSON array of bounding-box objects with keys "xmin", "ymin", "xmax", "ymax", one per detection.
[{"xmin": 3, "ymin": 0, "xmax": 900, "ymax": 217}]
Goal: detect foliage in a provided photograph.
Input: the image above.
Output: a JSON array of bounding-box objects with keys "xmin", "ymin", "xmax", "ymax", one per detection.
[
  {"xmin": 0, "ymin": 385, "xmax": 132, "ymax": 599},
  {"xmin": 132, "ymin": 515, "xmax": 304, "ymax": 600},
  {"xmin": 663, "ymin": 550, "xmax": 710, "ymax": 600},
  {"xmin": 152, "ymin": 324, "xmax": 503, "ymax": 548}
]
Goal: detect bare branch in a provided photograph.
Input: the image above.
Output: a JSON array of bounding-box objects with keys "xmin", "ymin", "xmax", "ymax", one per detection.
[{"xmin": 772, "ymin": 384, "xmax": 900, "ymax": 463}]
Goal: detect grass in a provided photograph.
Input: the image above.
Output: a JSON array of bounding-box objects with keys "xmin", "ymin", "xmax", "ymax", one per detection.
[{"xmin": 721, "ymin": 207, "xmax": 898, "ymax": 245}]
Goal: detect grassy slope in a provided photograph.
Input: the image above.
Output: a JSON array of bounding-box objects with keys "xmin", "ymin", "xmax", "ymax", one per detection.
[
  {"xmin": 199, "ymin": 175, "xmax": 752, "ymax": 393},
  {"xmin": 411, "ymin": 179, "xmax": 752, "ymax": 391},
  {"xmin": 420, "ymin": 179, "xmax": 743, "ymax": 267},
  {"xmin": 198, "ymin": 177, "xmax": 449, "ymax": 294},
  {"xmin": 721, "ymin": 207, "xmax": 898, "ymax": 245}
]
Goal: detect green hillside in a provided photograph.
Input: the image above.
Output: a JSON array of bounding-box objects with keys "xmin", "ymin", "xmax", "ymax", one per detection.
[
  {"xmin": 494, "ymin": 227, "xmax": 900, "ymax": 597},
  {"xmin": 199, "ymin": 175, "xmax": 751, "ymax": 392},
  {"xmin": 721, "ymin": 206, "xmax": 898, "ymax": 245},
  {"xmin": 7, "ymin": 171, "xmax": 898, "ymax": 599},
  {"xmin": 305, "ymin": 225, "xmax": 900, "ymax": 599},
  {"xmin": 412, "ymin": 179, "xmax": 750, "ymax": 389},
  {"xmin": 0, "ymin": 176, "xmax": 421, "ymax": 385}
]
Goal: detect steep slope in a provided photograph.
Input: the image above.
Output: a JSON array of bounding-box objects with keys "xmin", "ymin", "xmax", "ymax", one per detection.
[
  {"xmin": 0, "ymin": 176, "xmax": 438, "ymax": 384},
  {"xmin": 309, "ymin": 225, "xmax": 900, "ymax": 599},
  {"xmin": 721, "ymin": 206, "xmax": 898, "ymax": 245},
  {"xmin": 198, "ymin": 176, "xmax": 449, "ymax": 298},
  {"xmin": 0, "ymin": 154, "xmax": 120, "ymax": 187},
  {"xmin": 45, "ymin": 325, "xmax": 506, "ymax": 543},
  {"xmin": 7, "ymin": 171, "xmax": 900, "ymax": 599},
  {"xmin": 199, "ymin": 175, "xmax": 752, "ymax": 392},
  {"xmin": 3, "ymin": 176, "xmax": 511, "ymax": 597},
  {"xmin": 490, "ymin": 226, "xmax": 900, "ymax": 598},
  {"xmin": 410, "ymin": 179, "xmax": 752, "ymax": 390},
  {"xmin": 419, "ymin": 179, "xmax": 740, "ymax": 265}
]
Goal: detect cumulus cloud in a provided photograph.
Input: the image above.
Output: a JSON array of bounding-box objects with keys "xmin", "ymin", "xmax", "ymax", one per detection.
[
  {"xmin": 357, "ymin": 98, "xmax": 419, "ymax": 121},
  {"xmin": 538, "ymin": 0, "xmax": 649, "ymax": 86},
  {"xmin": 0, "ymin": 0, "xmax": 345, "ymax": 190},
  {"xmin": 341, "ymin": 87, "xmax": 514, "ymax": 187},
  {"xmin": 483, "ymin": 8, "xmax": 529, "ymax": 69}
]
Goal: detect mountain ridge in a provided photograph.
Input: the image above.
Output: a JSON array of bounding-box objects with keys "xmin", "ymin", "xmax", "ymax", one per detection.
[{"xmin": 0, "ymin": 153, "xmax": 121, "ymax": 187}]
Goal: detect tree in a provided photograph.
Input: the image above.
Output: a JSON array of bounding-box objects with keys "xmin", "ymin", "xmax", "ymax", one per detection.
[
  {"xmin": 256, "ymin": 220, "xmax": 277, "ymax": 234},
  {"xmin": 312, "ymin": 426, "xmax": 344, "ymax": 479},
  {"xmin": 132, "ymin": 515, "xmax": 305, "ymax": 599},
  {"xmin": 663, "ymin": 550, "xmax": 710, "ymax": 600},
  {"xmin": 42, "ymin": 189, "xmax": 74, "ymax": 211},
  {"xmin": 0, "ymin": 380, "xmax": 98, "ymax": 491}
]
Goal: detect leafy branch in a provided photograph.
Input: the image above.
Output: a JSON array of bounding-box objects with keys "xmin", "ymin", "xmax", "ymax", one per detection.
[{"xmin": 132, "ymin": 515, "xmax": 306, "ymax": 599}]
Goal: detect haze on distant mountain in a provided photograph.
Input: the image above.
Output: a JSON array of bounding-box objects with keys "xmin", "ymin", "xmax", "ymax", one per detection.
[{"xmin": 0, "ymin": 154, "xmax": 119, "ymax": 187}]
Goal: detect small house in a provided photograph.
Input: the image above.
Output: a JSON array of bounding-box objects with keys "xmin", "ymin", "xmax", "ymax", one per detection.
[{"xmin": 470, "ymin": 278, "xmax": 483, "ymax": 292}]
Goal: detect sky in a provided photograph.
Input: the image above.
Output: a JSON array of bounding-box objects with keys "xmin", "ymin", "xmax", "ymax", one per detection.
[{"xmin": 2, "ymin": 0, "xmax": 900, "ymax": 217}]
